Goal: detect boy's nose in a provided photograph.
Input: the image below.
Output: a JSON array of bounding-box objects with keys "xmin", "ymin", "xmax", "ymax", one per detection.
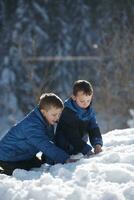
[
  {"xmin": 55, "ymin": 116, "xmax": 60, "ymax": 122},
  {"xmin": 57, "ymin": 116, "xmax": 60, "ymax": 121},
  {"xmin": 83, "ymin": 103, "xmax": 87, "ymax": 107}
]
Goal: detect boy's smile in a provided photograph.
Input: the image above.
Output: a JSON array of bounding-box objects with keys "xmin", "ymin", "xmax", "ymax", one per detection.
[
  {"xmin": 73, "ymin": 91, "xmax": 92, "ymax": 109},
  {"xmin": 41, "ymin": 107, "xmax": 63, "ymax": 125}
]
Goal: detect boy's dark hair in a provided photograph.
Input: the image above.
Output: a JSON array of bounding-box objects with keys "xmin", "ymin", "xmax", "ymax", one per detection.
[
  {"xmin": 39, "ymin": 93, "xmax": 63, "ymax": 110},
  {"xmin": 73, "ymin": 80, "xmax": 93, "ymax": 96}
]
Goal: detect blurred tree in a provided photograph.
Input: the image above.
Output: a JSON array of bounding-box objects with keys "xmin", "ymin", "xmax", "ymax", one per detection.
[{"xmin": 0, "ymin": 0, "xmax": 134, "ymax": 134}]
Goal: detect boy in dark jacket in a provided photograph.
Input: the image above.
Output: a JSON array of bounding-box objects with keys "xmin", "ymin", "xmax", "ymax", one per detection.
[
  {"xmin": 0, "ymin": 93, "xmax": 72, "ymax": 175},
  {"xmin": 55, "ymin": 80, "xmax": 103, "ymax": 157}
]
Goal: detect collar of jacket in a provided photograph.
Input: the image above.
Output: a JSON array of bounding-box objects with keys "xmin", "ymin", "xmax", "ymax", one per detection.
[
  {"xmin": 64, "ymin": 98, "xmax": 93, "ymax": 121},
  {"xmin": 34, "ymin": 105, "xmax": 49, "ymax": 126}
]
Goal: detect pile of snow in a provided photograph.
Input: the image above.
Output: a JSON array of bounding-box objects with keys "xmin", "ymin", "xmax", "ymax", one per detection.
[{"xmin": 0, "ymin": 128, "xmax": 134, "ymax": 200}]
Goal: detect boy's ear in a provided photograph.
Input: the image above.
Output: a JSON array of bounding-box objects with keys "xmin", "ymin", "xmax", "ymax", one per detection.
[
  {"xmin": 71, "ymin": 95, "xmax": 76, "ymax": 101},
  {"xmin": 41, "ymin": 109, "xmax": 47, "ymax": 115}
]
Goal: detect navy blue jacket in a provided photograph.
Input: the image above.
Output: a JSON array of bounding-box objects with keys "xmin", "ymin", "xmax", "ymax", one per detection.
[
  {"xmin": 0, "ymin": 106, "xmax": 69, "ymax": 163},
  {"xmin": 55, "ymin": 98, "xmax": 103, "ymax": 155}
]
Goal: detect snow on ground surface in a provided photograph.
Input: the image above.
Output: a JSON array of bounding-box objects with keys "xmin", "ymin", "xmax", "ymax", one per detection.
[{"xmin": 0, "ymin": 128, "xmax": 134, "ymax": 200}]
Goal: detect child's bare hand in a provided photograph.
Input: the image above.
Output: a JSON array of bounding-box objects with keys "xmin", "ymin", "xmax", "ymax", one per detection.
[
  {"xmin": 86, "ymin": 150, "xmax": 94, "ymax": 157},
  {"xmin": 94, "ymin": 144, "xmax": 102, "ymax": 154}
]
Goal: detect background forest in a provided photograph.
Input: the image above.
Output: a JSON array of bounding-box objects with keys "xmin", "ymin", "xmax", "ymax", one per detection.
[{"xmin": 0, "ymin": 0, "xmax": 134, "ymax": 135}]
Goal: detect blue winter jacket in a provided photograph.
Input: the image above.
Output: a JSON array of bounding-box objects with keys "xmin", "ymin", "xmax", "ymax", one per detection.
[{"xmin": 0, "ymin": 106, "xmax": 69, "ymax": 163}]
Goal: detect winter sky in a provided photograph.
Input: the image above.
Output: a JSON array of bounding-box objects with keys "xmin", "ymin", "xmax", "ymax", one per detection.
[{"xmin": 0, "ymin": 128, "xmax": 134, "ymax": 200}]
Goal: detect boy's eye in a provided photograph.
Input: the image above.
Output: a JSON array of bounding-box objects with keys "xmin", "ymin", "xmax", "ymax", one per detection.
[
  {"xmin": 52, "ymin": 114, "xmax": 57, "ymax": 117},
  {"xmin": 80, "ymin": 100, "xmax": 90, "ymax": 103}
]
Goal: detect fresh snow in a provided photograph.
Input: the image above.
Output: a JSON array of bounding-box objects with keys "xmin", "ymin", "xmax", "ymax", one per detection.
[{"xmin": 0, "ymin": 128, "xmax": 134, "ymax": 200}]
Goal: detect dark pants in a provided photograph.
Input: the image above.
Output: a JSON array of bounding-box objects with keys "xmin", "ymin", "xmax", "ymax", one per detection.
[{"xmin": 0, "ymin": 156, "xmax": 45, "ymax": 176}]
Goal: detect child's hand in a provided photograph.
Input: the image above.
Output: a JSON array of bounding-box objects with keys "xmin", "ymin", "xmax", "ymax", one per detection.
[
  {"xmin": 94, "ymin": 144, "xmax": 102, "ymax": 154},
  {"xmin": 86, "ymin": 150, "xmax": 94, "ymax": 157}
]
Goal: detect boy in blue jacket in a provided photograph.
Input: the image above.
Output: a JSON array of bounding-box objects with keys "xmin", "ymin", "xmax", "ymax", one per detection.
[
  {"xmin": 55, "ymin": 80, "xmax": 103, "ymax": 157},
  {"xmin": 0, "ymin": 93, "xmax": 72, "ymax": 175}
]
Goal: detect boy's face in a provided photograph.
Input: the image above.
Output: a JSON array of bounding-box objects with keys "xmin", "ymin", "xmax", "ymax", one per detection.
[
  {"xmin": 73, "ymin": 91, "xmax": 92, "ymax": 109},
  {"xmin": 41, "ymin": 106, "xmax": 63, "ymax": 125}
]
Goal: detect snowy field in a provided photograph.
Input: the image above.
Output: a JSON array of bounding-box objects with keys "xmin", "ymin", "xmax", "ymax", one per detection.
[{"xmin": 0, "ymin": 128, "xmax": 134, "ymax": 200}]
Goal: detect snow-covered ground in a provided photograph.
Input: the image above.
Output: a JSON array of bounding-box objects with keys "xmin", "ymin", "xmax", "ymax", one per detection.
[{"xmin": 0, "ymin": 128, "xmax": 134, "ymax": 200}]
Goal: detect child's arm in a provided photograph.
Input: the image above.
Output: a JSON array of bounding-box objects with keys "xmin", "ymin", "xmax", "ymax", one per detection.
[
  {"xmin": 88, "ymin": 119, "xmax": 103, "ymax": 154},
  {"xmin": 26, "ymin": 127, "xmax": 70, "ymax": 164},
  {"xmin": 88, "ymin": 127, "xmax": 103, "ymax": 147}
]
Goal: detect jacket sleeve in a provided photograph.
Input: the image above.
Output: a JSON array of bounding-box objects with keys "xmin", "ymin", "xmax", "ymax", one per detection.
[
  {"xmin": 56, "ymin": 108, "xmax": 92, "ymax": 154},
  {"xmin": 88, "ymin": 127, "xmax": 103, "ymax": 147},
  {"xmin": 26, "ymin": 126, "xmax": 70, "ymax": 164},
  {"xmin": 87, "ymin": 109, "xmax": 103, "ymax": 147}
]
